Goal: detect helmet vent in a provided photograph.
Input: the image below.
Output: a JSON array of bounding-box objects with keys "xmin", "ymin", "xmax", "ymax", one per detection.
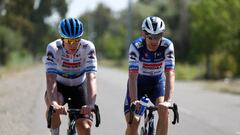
[
  {"xmin": 152, "ymin": 22, "xmax": 157, "ymax": 32},
  {"xmin": 69, "ymin": 19, "xmax": 75, "ymax": 36},
  {"xmin": 64, "ymin": 20, "xmax": 71, "ymax": 36},
  {"xmin": 145, "ymin": 21, "xmax": 150, "ymax": 29}
]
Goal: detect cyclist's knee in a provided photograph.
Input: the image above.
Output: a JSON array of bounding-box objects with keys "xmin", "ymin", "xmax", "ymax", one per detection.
[
  {"xmin": 51, "ymin": 113, "xmax": 61, "ymax": 128},
  {"xmin": 126, "ymin": 122, "xmax": 139, "ymax": 135},
  {"xmin": 76, "ymin": 118, "xmax": 92, "ymax": 130},
  {"xmin": 127, "ymin": 118, "xmax": 140, "ymax": 130},
  {"xmin": 45, "ymin": 109, "xmax": 61, "ymax": 128},
  {"xmin": 158, "ymin": 108, "xmax": 169, "ymax": 120}
]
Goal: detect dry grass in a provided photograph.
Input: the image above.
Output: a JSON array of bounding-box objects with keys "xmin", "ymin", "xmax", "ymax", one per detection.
[{"xmin": 203, "ymin": 79, "xmax": 240, "ymax": 95}]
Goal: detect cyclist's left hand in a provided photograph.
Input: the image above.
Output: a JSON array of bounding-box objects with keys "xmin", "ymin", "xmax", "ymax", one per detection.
[
  {"xmin": 80, "ymin": 105, "xmax": 93, "ymax": 115},
  {"xmin": 157, "ymin": 102, "xmax": 171, "ymax": 110}
]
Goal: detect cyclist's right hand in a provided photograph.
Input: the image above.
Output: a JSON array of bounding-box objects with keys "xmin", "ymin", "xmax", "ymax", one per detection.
[
  {"xmin": 130, "ymin": 100, "xmax": 141, "ymax": 112},
  {"xmin": 51, "ymin": 102, "xmax": 67, "ymax": 115}
]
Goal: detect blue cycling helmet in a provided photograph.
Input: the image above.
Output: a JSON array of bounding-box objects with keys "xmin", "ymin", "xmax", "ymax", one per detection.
[{"xmin": 58, "ymin": 18, "xmax": 83, "ymax": 38}]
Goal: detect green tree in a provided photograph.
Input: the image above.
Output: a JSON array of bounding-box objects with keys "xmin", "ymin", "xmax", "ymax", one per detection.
[
  {"xmin": 0, "ymin": 0, "xmax": 67, "ymax": 59},
  {"xmin": 29, "ymin": 0, "xmax": 67, "ymax": 58},
  {"xmin": 190, "ymin": 0, "xmax": 240, "ymax": 78},
  {"xmin": 81, "ymin": 3, "xmax": 115, "ymax": 59},
  {"xmin": 0, "ymin": 26, "xmax": 23, "ymax": 65}
]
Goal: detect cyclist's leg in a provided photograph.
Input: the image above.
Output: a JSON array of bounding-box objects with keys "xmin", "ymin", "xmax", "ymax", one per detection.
[
  {"xmin": 155, "ymin": 96, "xmax": 168, "ymax": 135},
  {"xmin": 69, "ymin": 81, "xmax": 92, "ymax": 135},
  {"xmin": 125, "ymin": 112, "xmax": 140, "ymax": 135},
  {"xmin": 44, "ymin": 87, "xmax": 64, "ymax": 134},
  {"xmin": 124, "ymin": 96, "xmax": 140, "ymax": 135},
  {"xmin": 75, "ymin": 117, "xmax": 92, "ymax": 135},
  {"xmin": 153, "ymin": 82, "xmax": 169, "ymax": 135},
  {"xmin": 124, "ymin": 81, "xmax": 142, "ymax": 135}
]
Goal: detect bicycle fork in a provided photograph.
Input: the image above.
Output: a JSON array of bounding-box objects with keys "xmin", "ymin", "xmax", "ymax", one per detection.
[{"xmin": 141, "ymin": 110, "xmax": 155, "ymax": 135}]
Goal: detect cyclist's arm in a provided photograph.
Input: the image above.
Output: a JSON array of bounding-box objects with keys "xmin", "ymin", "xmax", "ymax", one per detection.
[
  {"xmin": 85, "ymin": 42, "xmax": 97, "ymax": 107},
  {"xmin": 86, "ymin": 72, "xmax": 97, "ymax": 107},
  {"xmin": 165, "ymin": 71, "xmax": 175, "ymax": 102},
  {"xmin": 128, "ymin": 44, "xmax": 140, "ymax": 102},
  {"xmin": 128, "ymin": 72, "xmax": 138, "ymax": 102},
  {"xmin": 164, "ymin": 42, "xmax": 175, "ymax": 102},
  {"xmin": 43, "ymin": 44, "xmax": 59, "ymax": 106},
  {"xmin": 46, "ymin": 73, "xmax": 58, "ymax": 106}
]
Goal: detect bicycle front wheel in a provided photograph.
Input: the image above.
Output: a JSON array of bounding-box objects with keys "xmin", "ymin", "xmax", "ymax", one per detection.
[{"xmin": 140, "ymin": 127, "xmax": 148, "ymax": 135}]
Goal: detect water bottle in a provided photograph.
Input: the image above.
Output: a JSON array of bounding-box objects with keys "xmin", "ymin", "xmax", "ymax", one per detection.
[{"xmin": 135, "ymin": 96, "xmax": 149, "ymax": 117}]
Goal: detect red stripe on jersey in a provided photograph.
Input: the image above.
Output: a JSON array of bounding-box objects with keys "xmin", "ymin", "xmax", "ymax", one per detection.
[
  {"xmin": 165, "ymin": 69, "xmax": 175, "ymax": 72},
  {"xmin": 143, "ymin": 63, "xmax": 162, "ymax": 67},
  {"xmin": 63, "ymin": 61, "xmax": 81, "ymax": 66},
  {"xmin": 129, "ymin": 70, "xmax": 138, "ymax": 74}
]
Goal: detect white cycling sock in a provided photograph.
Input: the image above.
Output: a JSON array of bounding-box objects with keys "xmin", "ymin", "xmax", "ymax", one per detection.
[{"xmin": 50, "ymin": 128, "xmax": 59, "ymax": 135}]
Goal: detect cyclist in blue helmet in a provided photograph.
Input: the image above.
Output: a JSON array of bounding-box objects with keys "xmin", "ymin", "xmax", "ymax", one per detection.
[
  {"xmin": 124, "ymin": 16, "xmax": 175, "ymax": 135},
  {"xmin": 43, "ymin": 18, "xmax": 98, "ymax": 135}
]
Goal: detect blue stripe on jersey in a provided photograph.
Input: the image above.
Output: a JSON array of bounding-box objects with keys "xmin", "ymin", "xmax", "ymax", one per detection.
[
  {"xmin": 85, "ymin": 66, "xmax": 97, "ymax": 72},
  {"xmin": 129, "ymin": 65, "xmax": 138, "ymax": 70},
  {"xmin": 47, "ymin": 68, "xmax": 86, "ymax": 79}
]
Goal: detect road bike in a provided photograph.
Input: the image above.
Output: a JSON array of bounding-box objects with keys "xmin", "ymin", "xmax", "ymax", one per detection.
[
  {"xmin": 128, "ymin": 101, "xmax": 179, "ymax": 135},
  {"xmin": 47, "ymin": 100, "xmax": 101, "ymax": 135}
]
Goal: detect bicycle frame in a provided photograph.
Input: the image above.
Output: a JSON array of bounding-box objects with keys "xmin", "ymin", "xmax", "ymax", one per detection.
[{"xmin": 140, "ymin": 106, "xmax": 157, "ymax": 135}]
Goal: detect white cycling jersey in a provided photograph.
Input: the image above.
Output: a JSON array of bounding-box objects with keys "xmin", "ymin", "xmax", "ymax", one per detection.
[{"xmin": 42, "ymin": 39, "xmax": 97, "ymax": 86}]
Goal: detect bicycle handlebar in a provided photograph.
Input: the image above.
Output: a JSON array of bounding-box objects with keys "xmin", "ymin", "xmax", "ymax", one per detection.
[
  {"xmin": 128, "ymin": 103, "xmax": 179, "ymax": 125},
  {"xmin": 168, "ymin": 103, "xmax": 179, "ymax": 125},
  {"xmin": 67, "ymin": 105, "xmax": 101, "ymax": 127},
  {"xmin": 47, "ymin": 104, "xmax": 101, "ymax": 128}
]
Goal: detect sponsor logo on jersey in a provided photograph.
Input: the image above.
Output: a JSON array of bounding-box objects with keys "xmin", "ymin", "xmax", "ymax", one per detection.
[
  {"xmin": 166, "ymin": 51, "xmax": 174, "ymax": 58},
  {"xmin": 62, "ymin": 61, "xmax": 81, "ymax": 68},
  {"xmin": 142, "ymin": 70, "xmax": 161, "ymax": 75},
  {"xmin": 47, "ymin": 52, "xmax": 54, "ymax": 62},
  {"xmin": 143, "ymin": 62, "xmax": 162, "ymax": 69},
  {"xmin": 88, "ymin": 49, "xmax": 96, "ymax": 59},
  {"xmin": 135, "ymin": 42, "xmax": 143, "ymax": 48},
  {"xmin": 129, "ymin": 52, "xmax": 137, "ymax": 60}
]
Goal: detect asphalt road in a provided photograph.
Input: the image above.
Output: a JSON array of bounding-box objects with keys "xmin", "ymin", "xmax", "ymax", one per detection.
[{"xmin": 0, "ymin": 65, "xmax": 239, "ymax": 135}]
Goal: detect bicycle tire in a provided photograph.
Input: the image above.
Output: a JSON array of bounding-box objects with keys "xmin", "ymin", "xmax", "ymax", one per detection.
[{"xmin": 148, "ymin": 116, "xmax": 155, "ymax": 135}]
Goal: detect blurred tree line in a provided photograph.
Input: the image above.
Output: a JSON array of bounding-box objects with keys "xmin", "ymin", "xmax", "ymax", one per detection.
[
  {"xmin": 0, "ymin": 0, "xmax": 67, "ymax": 65},
  {"xmin": 0, "ymin": 0, "xmax": 239, "ymax": 79}
]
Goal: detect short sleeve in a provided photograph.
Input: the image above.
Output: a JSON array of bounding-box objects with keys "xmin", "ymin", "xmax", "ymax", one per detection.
[
  {"xmin": 164, "ymin": 43, "xmax": 175, "ymax": 72},
  {"xmin": 128, "ymin": 44, "xmax": 139, "ymax": 74},
  {"xmin": 42, "ymin": 45, "xmax": 58, "ymax": 74},
  {"xmin": 84, "ymin": 42, "xmax": 97, "ymax": 73}
]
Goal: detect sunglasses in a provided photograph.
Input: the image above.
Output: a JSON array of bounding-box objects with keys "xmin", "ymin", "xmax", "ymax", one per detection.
[
  {"xmin": 146, "ymin": 33, "xmax": 163, "ymax": 40},
  {"xmin": 63, "ymin": 38, "xmax": 81, "ymax": 44}
]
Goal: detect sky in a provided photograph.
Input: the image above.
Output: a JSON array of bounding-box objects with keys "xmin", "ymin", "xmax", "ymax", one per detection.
[{"xmin": 66, "ymin": 0, "xmax": 130, "ymax": 17}]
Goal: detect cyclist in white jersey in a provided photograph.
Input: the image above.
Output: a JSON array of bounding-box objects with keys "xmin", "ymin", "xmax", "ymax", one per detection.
[
  {"xmin": 124, "ymin": 16, "xmax": 175, "ymax": 135},
  {"xmin": 43, "ymin": 18, "xmax": 97, "ymax": 135}
]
